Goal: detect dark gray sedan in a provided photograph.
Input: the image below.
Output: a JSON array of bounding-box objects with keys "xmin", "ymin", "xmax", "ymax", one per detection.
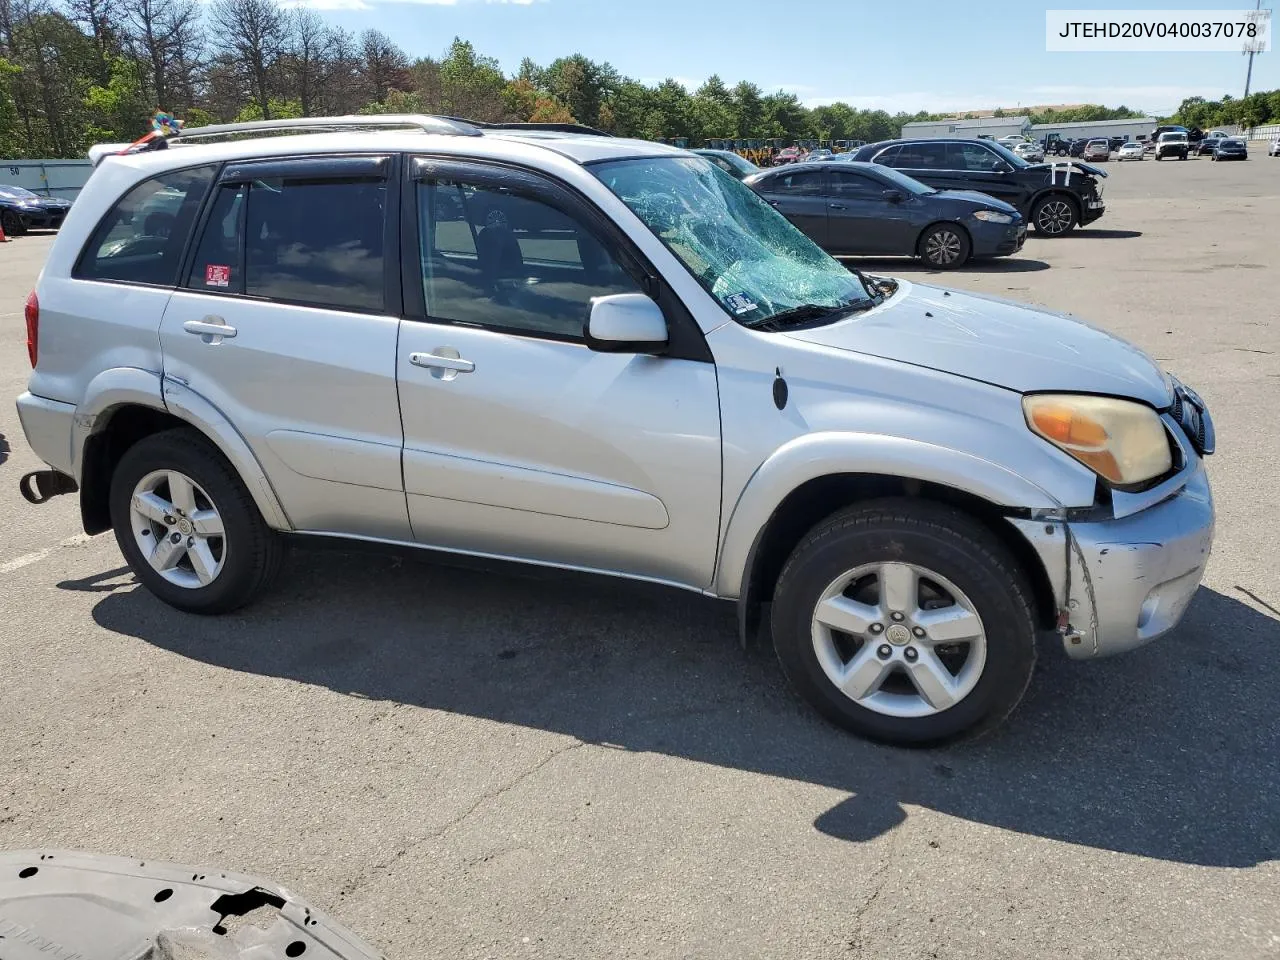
[{"xmin": 744, "ymin": 161, "xmax": 1025, "ymax": 268}]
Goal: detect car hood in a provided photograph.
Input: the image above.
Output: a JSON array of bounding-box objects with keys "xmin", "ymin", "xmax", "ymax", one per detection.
[
  {"xmin": 933, "ymin": 189, "xmax": 1020, "ymax": 214},
  {"xmin": 783, "ymin": 280, "xmax": 1170, "ymax": 407},
  {"xmin": 0, "ymin": 850, "xmax": 383, "ymax": 959},
  {"xmin": 1026, "ymin": 160, "xmax": 1109, "ymax": 178}
]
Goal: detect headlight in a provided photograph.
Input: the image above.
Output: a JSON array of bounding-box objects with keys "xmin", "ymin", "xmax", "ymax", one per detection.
[
  {"xmin": 1023, "ymin": 394, "xmax": 1172, "ymax": 486},
  {"xmin": 973, "ymin": 209, "xmax": 1013, "ymax": 223}
]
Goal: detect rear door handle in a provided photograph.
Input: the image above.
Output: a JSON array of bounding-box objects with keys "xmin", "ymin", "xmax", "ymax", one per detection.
[
  {"xmin": 410, "ymin": 351, "xmax": 475, "ymax": 374},
  {"xmin": 183, "ymin": 317, "xmax": 237, "ymax": 341}
]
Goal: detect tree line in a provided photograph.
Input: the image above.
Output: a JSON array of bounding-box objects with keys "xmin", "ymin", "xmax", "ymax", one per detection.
[
  {"xmin": 4, "ymin": 0, "xmax": 1270, "ymax": 162},
  {"xmin": 1171, "ymin": 91, "xmax": 1280, "ymax": 132}
]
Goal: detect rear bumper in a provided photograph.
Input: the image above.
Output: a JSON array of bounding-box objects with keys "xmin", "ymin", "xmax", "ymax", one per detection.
[
  {"xmin": 15, "ymin": 392, "xmax": 77, "ymax": 477},
  {"xmin": 1009, "ymin": 464, "xmax": 1215, "ymax": 659}
]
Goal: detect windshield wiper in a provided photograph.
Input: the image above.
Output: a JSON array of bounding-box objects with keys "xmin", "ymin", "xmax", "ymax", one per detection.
[{"xmin": 744, "ymin": 298, "xmax": 875, "ymax": 331}]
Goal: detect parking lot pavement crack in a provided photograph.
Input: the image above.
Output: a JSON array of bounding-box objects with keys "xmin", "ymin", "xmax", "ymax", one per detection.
[
  {"xmin": 843, "ymin": 819, "xmax": 899, "ymax": 954},
  {"xmin": 336, "ymin": 739, "xmax": 586, "ymax": 902}
]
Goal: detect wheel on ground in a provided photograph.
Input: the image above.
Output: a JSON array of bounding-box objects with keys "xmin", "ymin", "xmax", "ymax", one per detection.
[
  {"xmin": 770, "ymin": 499, "xmax": 1037, "ymax": 745},
  {"xmin": 109, "ymin": 428, "xmax": 286, "ymax": 614},
  {"xmin": 1031, "ymin": 195, "xmax": 1077, "ymax": 235},
  {"xmin": 1, "ymin": 209, "xmax": 27, "ymax": 236},
  {"xmin": 918, "ymin": 223, "xmax": 970, "ymax": 268}
]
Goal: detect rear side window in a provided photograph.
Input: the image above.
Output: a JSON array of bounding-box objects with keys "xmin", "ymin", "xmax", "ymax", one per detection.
[
  {"xmin": 763, "ymin": 170, "xmax": 825, "ymax": 195},
  {"xmin": 185, "ymin": 176, "xmax": 387, "ymax": 312},
  {"xmin": 75, "ymin": 165, "xmax": 216, "ymax": 286}
]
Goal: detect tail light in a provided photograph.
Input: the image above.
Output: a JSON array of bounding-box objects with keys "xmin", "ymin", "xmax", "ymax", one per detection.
[{"xmin": 24, "ymin": 290, "xmax": 38, "ymax": 367}]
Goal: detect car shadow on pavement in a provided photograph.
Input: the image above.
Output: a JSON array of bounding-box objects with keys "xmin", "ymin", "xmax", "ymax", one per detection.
[
  {"xmin": 844, "ymin": 257, "xmax": 1050, "ymax": 274},
  {"xmin": 88, "ymin": 549, "xmax": 1279, "ymax": 868},
  {"xmin": 1056, "ymin": 229, "xmax": 1143, "ymax": 240}
]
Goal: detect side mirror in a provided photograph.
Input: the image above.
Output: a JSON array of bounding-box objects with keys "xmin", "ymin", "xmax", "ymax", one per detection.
[
  {"xmin": 881, "ymin": 189, "xmax": 904, "ymax": 203},
  {"xmin": 585, "ymin": 293, "xmax": 668, "ymax": 354},
  {"xmin": 993, "ymin": 161, "xmax": 1012, "ymax": 173}
]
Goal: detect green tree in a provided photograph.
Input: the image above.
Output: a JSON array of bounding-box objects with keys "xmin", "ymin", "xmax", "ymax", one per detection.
[
  {"xmin": 691, "ymin": 74, "xmax": 733, "ymax": 140},
  {"xmin": 83, "ymin": 54, "xmax": 147, "ymax": 140}
]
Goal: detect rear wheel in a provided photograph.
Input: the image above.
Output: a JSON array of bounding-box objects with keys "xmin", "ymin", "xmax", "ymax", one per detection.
[
  {"xmin": 918, "ymin": 223, "xmax": 971, "ymax": 269},
  {"xmin": 770, "ymin": 500, "xmax": 1037, "ymax": 745},
  {"xmin": 1031, "ymin": 195, "xmax": 1077, "ymax": 235},
  {"xmin": 109, "ymin": 429, "xmax": 286, "ymax": 614}
]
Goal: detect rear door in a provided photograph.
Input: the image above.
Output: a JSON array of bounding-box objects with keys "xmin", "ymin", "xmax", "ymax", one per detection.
[
  {"xmin": 754, "ymin": 169, "xmax": 829, "ymax": 246},
  {"xmin": 159, "ymin": 155, "xmax": 411, "ymax": 540},
  {"xmin": 396, "ymin": 158, "xmax": 722, "ymax": 588}
]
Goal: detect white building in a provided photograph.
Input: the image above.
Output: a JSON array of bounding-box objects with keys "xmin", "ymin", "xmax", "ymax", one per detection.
[
  {"xmin": 1029, "ymin": 116, "xmax": 1158, "ymax": 142},
  {"xmin": 900, "ymin": 116, "xmax": 1031, "ymax": 140}
]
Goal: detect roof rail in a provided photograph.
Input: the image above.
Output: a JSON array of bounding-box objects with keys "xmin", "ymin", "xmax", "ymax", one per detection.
[
  {"xmin": 172, "ymin": 114, "xmax": 484, "ymax": 141},
  {"xmin": 445, "ymin": 118, "xmax": 613, "ymax": 138}
]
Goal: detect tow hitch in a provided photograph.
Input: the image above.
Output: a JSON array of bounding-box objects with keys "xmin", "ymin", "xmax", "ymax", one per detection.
[{"xmin": 18, "ymin": 470, "xmax": 78, "ymax": 505}]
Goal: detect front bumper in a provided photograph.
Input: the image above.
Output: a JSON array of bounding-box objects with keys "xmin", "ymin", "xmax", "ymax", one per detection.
[
  {"xmin": 1009, "ymin": 463, "xmax": 1214, "ymax": 659},
  {"xmin": 1080, "ymin": 198, "xmax": 1106, "ymax": 225},
  {"xmin": 973, "ymin": 220, "xmax": 1027, "ymax": 257}
]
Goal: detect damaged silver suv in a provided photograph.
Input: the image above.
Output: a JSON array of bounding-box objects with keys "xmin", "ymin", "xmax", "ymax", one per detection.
[{"xmin": 16, "ymin": 116, "xmax": 1215, "ymax": 744}]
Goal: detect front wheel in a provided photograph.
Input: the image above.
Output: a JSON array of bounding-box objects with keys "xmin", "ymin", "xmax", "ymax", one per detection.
[
  {"xmin": 109, "ymin": 428, "xmax": 286, "ymax": 614},
  {"xmin": 918, "ymin": 223, "xmax": 971, "ymax": 269},
  {"xmin": 1031, "ymin": 195, "xmax": 1078, "ymax": 235},
  {"xmin": 1, "ymin": 209, "xmax": 27, "ymax": 236},
  {"xmin": 770, "ymin": 500, "xmax": 1037, "ymax": 745}
]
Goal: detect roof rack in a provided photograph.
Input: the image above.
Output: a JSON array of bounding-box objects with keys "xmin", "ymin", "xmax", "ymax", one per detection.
[
  {"xmin": 172, "ymin": 114, "xmax": 484, "ymax": 142},
  {"xmin": 445, "ymin": 118, "xmax": 613, "ymax": 138}
]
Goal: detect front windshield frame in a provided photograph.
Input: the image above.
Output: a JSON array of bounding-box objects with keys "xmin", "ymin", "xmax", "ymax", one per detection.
[{"xmin": 591, "ymin": 155, "xmax": 875, "ymax": 328}]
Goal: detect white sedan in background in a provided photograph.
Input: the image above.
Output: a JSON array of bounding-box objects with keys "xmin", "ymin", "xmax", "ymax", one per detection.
[
  {"xmin": 1269, "ymin": 139, "xmax": 1280, "ymax": 157},
  {"xmin": 1117, "ymin": 141, "xmax": 1145, "ymax": 161},
  {"xmin": 1014, "ymin": 142, "xmax": 1045, "ymax": 162}
]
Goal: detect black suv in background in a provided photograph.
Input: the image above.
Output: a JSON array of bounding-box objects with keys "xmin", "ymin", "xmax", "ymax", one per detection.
[{"xmin": 849, "ymin": 138, "xmax": 1107, "ymax": 235}]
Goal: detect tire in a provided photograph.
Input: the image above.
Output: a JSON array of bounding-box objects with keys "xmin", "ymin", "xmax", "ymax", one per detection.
[
  {"xmin": 918, "ymin": 223, "xmax": 971, "ymax": 269},
  {"xmin": 109, "ymin": 428, "xmax": 286, "ymax": 614},
  {"xmin": 770, "ymin": 499, "xmax": 1037, "ymax": 745},
  {"xmin": 1031, "ymin": 195, "xmax": 1078, "ymax": 235},
  {"xmin": 1, "ymin": 209, "xmax": 27, "ymax": 236}
]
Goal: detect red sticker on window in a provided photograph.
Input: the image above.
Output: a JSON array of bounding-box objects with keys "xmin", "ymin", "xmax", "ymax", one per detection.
[{"xmin": 205, "ymin": 264, "xmax": 231, "ymax": 288}]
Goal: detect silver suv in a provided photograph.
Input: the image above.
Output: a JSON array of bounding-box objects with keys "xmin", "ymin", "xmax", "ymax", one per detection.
[{"xmin": 16, "ymin": 116, "xmax": 1216, "ymax": 745}]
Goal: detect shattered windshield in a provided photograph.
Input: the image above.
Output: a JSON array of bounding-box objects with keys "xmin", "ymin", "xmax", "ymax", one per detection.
[{"xmin": 592, "ymin": 156, "xmax": 873, "ymax": 326}]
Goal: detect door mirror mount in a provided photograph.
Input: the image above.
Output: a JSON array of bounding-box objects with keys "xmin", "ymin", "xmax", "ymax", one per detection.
[{"xmin": 585, "ymin": 294, "xmax": 669, "ymax": 354}]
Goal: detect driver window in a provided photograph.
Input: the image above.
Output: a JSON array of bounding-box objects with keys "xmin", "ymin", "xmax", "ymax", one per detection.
[
  {"xmin": 951, "ymin": 143, "xmax": 1004, "ymax": 171},
  {"xmin": 74, "ymin": 165, "xmax": 216, "ymax": 286}
]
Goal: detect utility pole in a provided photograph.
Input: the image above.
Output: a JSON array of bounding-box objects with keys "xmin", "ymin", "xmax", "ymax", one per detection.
[{"xmin": 1242, "ymin": 0, "xmax": 1268, "ymax": 100}]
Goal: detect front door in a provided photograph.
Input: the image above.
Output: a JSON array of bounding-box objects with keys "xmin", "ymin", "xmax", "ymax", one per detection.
[
  {"xmin": 160, "ymin": 155, "xmax": 410, "ymax": 540},
  {"xmin": 823, "ymin": 168, "xmax": 915, "ymax": 254},
  {"xmin": 944, "ymin": 142, "xmax": 1028, "ymax": 211},
  {"xmin": 397, "ymin": 159, "xmax": 722, "ymax": 589}
]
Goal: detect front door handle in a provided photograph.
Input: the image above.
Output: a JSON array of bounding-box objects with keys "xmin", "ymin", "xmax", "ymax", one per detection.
[
  {"xmin": 183, "ymin": 317, "xmax": 237, "ymax": 342},
  {"xmin": 829, "ymin": 203, "xmax": 847, "ymax": 210},
  {"xmin": 410, "ymin": 350, "xmax": 475, "ymax": 379}
]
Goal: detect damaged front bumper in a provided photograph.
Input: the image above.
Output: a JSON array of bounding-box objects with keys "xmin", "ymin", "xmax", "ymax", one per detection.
[
  {"xmin": 0, "ymin": 850, "xmax": 384, "ymax": 959},
  {"xmin": 1009, "ymin": 461, "xmax": 1214, "ymax": 659}
]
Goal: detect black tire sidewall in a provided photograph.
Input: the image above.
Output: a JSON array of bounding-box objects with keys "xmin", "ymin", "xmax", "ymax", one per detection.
[
  {"xmin": 772, "ymin": 505, "xmax": 1036, "ymax": 745},
  {"xmin": 109, "ymin": 431, "xmax": 270, "ymax": 613}
]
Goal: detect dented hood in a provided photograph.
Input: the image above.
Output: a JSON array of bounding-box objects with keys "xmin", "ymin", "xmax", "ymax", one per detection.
[
  {"xmin": 783, "ymin": 281, "xmax": 1171, "ymax": 407},
  {"xmin": 0, "ymin": 851, "xmax": 384, "ymax": 959}
]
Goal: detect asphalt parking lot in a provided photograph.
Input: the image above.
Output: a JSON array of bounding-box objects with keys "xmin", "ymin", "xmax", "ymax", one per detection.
[{"xmin": 1, "ymin": 150, "xmax": 1278, "ymax": 960}]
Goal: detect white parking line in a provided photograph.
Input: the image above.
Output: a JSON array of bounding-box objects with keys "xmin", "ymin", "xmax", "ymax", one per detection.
[{"xmin": 0, "ymin": 534, "xmax": 94, "ymax": 574}]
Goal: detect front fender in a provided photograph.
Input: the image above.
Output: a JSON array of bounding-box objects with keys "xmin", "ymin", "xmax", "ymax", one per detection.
[{"xmin": 712, "ymin": 431, "xmax": 1065, "ymax": 599}]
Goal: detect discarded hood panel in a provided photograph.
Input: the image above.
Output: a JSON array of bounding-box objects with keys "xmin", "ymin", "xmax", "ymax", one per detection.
[{"xmin": 0, "ymin": 851, "xmax": 384, "ymax": 960}]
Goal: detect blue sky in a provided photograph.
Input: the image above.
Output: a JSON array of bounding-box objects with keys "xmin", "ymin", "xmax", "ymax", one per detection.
[{"xmin": 306, "ymin": 0, "xmax": 1277, "ymax": 116}]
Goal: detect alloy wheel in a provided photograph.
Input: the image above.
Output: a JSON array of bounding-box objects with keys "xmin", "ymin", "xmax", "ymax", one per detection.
[
  {"xmin": 923, "ymin": 229, "xmax": 962, "ymax": 266},
  {"xmin": 1036, "ymin": 200, "xmax": 1073, "ymax": 234},
  {"xmin": 810, "ymin": 561, "xmax": 987, "ymax": 718},
  {"xmin": 129, "ymin": 469, "xmax": 226, "ymax": 588}
]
